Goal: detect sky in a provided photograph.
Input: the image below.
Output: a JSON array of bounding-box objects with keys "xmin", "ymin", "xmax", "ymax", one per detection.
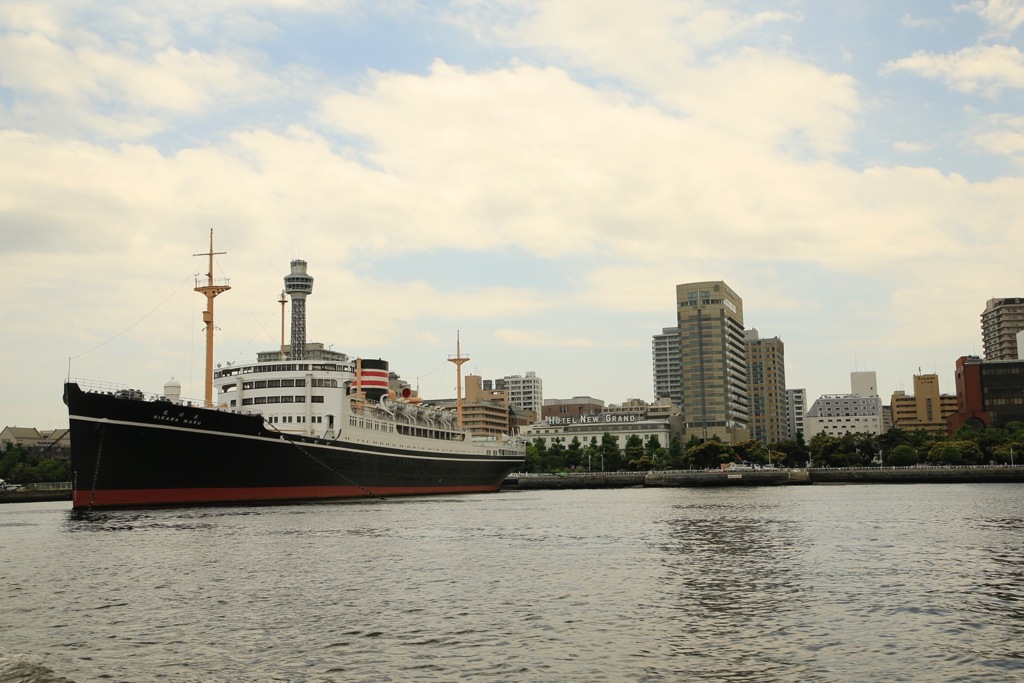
[{"xmin": 2, "ymin": 0, "xmax": 1024, "ymax": 429}]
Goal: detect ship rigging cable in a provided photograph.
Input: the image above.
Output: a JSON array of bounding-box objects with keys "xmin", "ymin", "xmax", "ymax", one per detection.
[
  {"xmin": 286, "ymin": 438, "xmax": 386, "ymax": 501},
  {"xmin": 70, "ymin": 268, "xmax": 196, "ymax": 361}
]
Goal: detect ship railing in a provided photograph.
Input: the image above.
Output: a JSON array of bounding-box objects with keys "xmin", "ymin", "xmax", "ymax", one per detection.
[
  {"xmin": 69, "ymin": 377, "xmax": 131, "ymax": 394},
  {"xmin": 69, "ymin": 378, "xmax": 217, "ymax": 410},
  {"xmin": 22, "ymin": 481, "xmax": 72, "ymax": 491}
]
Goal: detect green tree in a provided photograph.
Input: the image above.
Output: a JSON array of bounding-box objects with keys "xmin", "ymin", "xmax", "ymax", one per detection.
[
  {"xmin": 809, "ymin": 433, "xmax": 847, "ymax": 467},
  {"xmin": 524, "ymin": 439, "xmax": 544, "ymax": 473},
  {"xmin": 545, "ymin": 440, "xmax": 568, "ymax": 472},
  {"xmin": 993, "ymin": 441, "xmax": 1023, "ymax": 465},
  {"xmin": 0, "ymin": 443, "xmax": 69, "ymax": 484},
  {"xmin": 667, "ymin": 436, "xmax": 684, "ymax": 468},
  {"xmin": 768, "ymin": 439, "xmax": 807, "ymax": 468},
  {"xmin": 583, "ymin": 436, "xmax": 600, "ymax": 471},
  {"xmin": 929, "ymin": 440, "xmax": 983, "ymax": 466},
  {"xmin": 600, "ymin": 433, "xmax": 622, "ymax": 471},
  {"xmin": 733, "ymin": 439, "xmax": 767, "ymax": 465},
  {"xmin": 566, "ymin": 437, "xmax": 584, "ymax": 470},
  {"xmin": 885, "ymin": 444, "xmax": 918, "ymax": 467},
  {"xmin": 687, "ymin": 440, "xmax": 734, "ymax": 469},
  {"xmin": 624, "ymin": 434, "xmax": 645, "ymax": 460}
]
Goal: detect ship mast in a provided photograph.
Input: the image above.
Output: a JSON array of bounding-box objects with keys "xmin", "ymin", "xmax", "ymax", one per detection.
[
  {"xmin": 278, "ymin": 289, "xmax": 287, "ymax": 360},
  {"xmin": 447, "ymin": 332, "xmax": 470, "ymax": 429},
  {"xmin": 193, "ymin": 229, "xmax": 231, "ymax": 407}
]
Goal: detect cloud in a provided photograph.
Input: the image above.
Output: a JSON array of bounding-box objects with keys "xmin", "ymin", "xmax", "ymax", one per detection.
[
  {"xmin": 901, "ymin": 13, "xmax": 945, "ymax": 30},
  {"xmin": 970, "ymin": 113, "xmax": 1024, "ymax": 157},
  {"xmin": 4, "ymin": 1, "xmax": 1024, "ymax": 423},
  {"xmin": 882, "ymin": 44, "xmax": 1024, "ymax": 95},
  {"xmin": 892, "ymin": 140, "xmax": 934, "ymax": 153},
  {"xmin": 494, "ymin": 329, "xmax": 598, "ymax": 347},
  {"xmin": 956, "ymin": 0, "xmax": 1024, "ymax": 33}
]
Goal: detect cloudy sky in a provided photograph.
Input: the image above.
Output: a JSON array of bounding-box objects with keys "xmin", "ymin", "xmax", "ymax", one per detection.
[{"xmin": 2, "ymin": 1, "xmax": 1024, "ymax": 429}]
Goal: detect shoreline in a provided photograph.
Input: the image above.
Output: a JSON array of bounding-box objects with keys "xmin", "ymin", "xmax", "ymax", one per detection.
[
  {"xmin": 504, "ymin": 465, "xmax": 1024, "ymax": 490},
  {"xmin": 3, "ymin": 466, "xmax": 1021, "ymax": 504}
]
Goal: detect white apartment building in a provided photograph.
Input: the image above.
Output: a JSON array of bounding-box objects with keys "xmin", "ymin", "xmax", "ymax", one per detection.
[
  {"xmin": 787, "ymin": 388, "xmax": 807, "ymax": 440},
  {"xmin": 804, "ymin": 394, "xmax": 884, "ymax": 438},
  {"xmin": 493, "ymin": 372, "xmax": 543, "ymax": 421},
  {"xmin": 652, "ymin": 326, "xmax": 681, "ymax": 405},
  {"xmin": 804, "ymin": 372, "xmax": 884, "ymax": 438}
]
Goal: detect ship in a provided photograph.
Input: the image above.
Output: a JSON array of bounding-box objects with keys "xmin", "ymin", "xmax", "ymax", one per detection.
[{"xmin": 64, "ymin": 233, "xmax": 525, "ymax": 509}]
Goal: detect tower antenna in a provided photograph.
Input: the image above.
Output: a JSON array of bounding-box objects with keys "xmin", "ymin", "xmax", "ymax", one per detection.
[
  {"xmin": 279, "ymin": 289, "xmax": 287, "ymax": 360},
  {"xmin": 193, "ymin": 229, "xmax": 230, "ymax": 407}
]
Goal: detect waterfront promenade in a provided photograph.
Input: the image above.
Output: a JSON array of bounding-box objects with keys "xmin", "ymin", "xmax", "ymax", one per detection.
[{"xmin": 504, "ymin": 465, "xmax": 1024, "ymax": 490}]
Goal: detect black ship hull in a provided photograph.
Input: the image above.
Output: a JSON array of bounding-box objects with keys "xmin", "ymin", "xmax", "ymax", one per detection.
[{"xmin": 64, "ymin": 383, "xmax": 522, "ymax": 509}]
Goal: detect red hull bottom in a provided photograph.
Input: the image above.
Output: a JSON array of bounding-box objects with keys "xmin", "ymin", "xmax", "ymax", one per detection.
[{"xmin": 73, "ymin": 484, "xmax": 501, "ymax": 509}]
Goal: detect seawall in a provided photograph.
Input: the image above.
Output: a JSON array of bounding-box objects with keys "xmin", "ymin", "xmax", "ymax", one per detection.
[
  {"xmin": 809, "ymin": 466, "xmax": 1024, "ymax": 484},
  {"xmin": 504, "ymin": 466, "xmax": 1024, "ymax": 490}
]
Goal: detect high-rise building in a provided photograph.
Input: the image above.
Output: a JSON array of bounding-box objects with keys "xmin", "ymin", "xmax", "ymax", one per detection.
[
  {"xmin": 497, "ymin": 372, "xmax": 543, "ymax": 422},
  {"xmin": 787, "ymin": 388, "xmax": 807, "ymax": 440},
  {"xmin": 675, "ymin": 281, "xmax": 749, "ymax": 443},
  {"xmin": 890, "ymin": 373, "xmax": 957, "ymax": 435},
  {"xmin": 652, "ymin": 326, "xmax": 681, "ymax": 405},
  {"xmin": 744, "ymin": 329, "xmax": 787, "ymax": 445},
  {"xmin": 982, "ymin": 298, "xmax": 1024, "ymax": 360}
]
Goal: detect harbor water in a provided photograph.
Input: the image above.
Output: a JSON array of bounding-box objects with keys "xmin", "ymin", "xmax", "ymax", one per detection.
[{"xmin": 1, "ymin": 484, "xmax": 1022, "ymax": 682}]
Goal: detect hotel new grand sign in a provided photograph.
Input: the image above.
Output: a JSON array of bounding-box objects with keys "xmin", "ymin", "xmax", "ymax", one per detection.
[{"xmin": 545, "ymin": 414, "xmax": 640, "ymax": 426}]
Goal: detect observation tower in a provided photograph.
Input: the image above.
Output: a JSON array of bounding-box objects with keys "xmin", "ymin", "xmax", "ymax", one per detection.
[{"xmin": 284, "ymin": 259, "xmax": 314, "ymax": 360}]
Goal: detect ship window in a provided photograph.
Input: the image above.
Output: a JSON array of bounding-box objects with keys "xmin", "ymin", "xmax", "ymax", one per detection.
[
  {"xmin": 280, "ymin": 379, "xmax": 294, "ymax": 387},
  {"xmin": 294, "ymin": 379, "xmax": 305, "ymax": 387},
  {"xmin": 242, "ymin": 398, "xmax": 253, "ymax": 406},
  {"xmin": 294, "ymin": 396, "xmax": 305, "ymax": 403},
  {"xmin": 254, "ymin": 381, "xmax": 267, "ymax": 389},
  {"xmin": 311, "ymin": 395, "xmax": 324, "ymax": 403},
  {"xmin": 267, "ymin": 380, "xmax": 281, "ymax": 388},
  {"xmin": 254, "ymin": 397, "xmax": 266, "ymax": 404}
]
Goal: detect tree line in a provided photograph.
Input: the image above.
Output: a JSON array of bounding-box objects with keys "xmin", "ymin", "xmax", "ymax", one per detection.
[
  {"xmin": 523, "ymin": 422, "xmax": 1024, "ymax": 473},
  {"xmin": 0, "ymin": 443, "xmax": 70, "ymax": 484}
]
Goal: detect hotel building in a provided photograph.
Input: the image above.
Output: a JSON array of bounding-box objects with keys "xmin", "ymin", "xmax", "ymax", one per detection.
[{"xmin": 675, "ymin": 281, "xmax": 749, "ymax": 443}]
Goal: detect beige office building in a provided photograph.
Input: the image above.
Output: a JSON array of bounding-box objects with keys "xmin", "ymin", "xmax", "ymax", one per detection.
[
  {"xmin": 745, "ymin": 329, "xmax": 787, "ymax": 445},
  {"xmin": 676, "ymin": 281, "xmax": 749, "ymax": 443},
  {"xmin": 890, "ymin": 374, "xmax": 958, "ymax": 435}
]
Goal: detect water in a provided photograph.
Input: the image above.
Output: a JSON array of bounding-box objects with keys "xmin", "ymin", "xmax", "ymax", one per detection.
[{"xmin": 1, "ymin": 485, "xmax": 1022, "ymax": 682}]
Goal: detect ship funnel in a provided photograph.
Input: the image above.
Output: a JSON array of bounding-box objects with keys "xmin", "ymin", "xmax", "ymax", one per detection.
[{"xmin": 284, "ymin": 259, "xmax": 314, "ymax": 360}]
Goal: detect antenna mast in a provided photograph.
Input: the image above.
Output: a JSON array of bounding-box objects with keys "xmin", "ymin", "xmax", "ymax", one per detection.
[
  {"xmin": 448, "ymin": 332, "xmax": 470, "ymax": 429},
  {"xmin": 193, "ymin": 229, "xmax": 230, "ymax": 407},
  {"xmin": 279, "ymin": 289, "xmax": 287, "ymax": 360}
]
